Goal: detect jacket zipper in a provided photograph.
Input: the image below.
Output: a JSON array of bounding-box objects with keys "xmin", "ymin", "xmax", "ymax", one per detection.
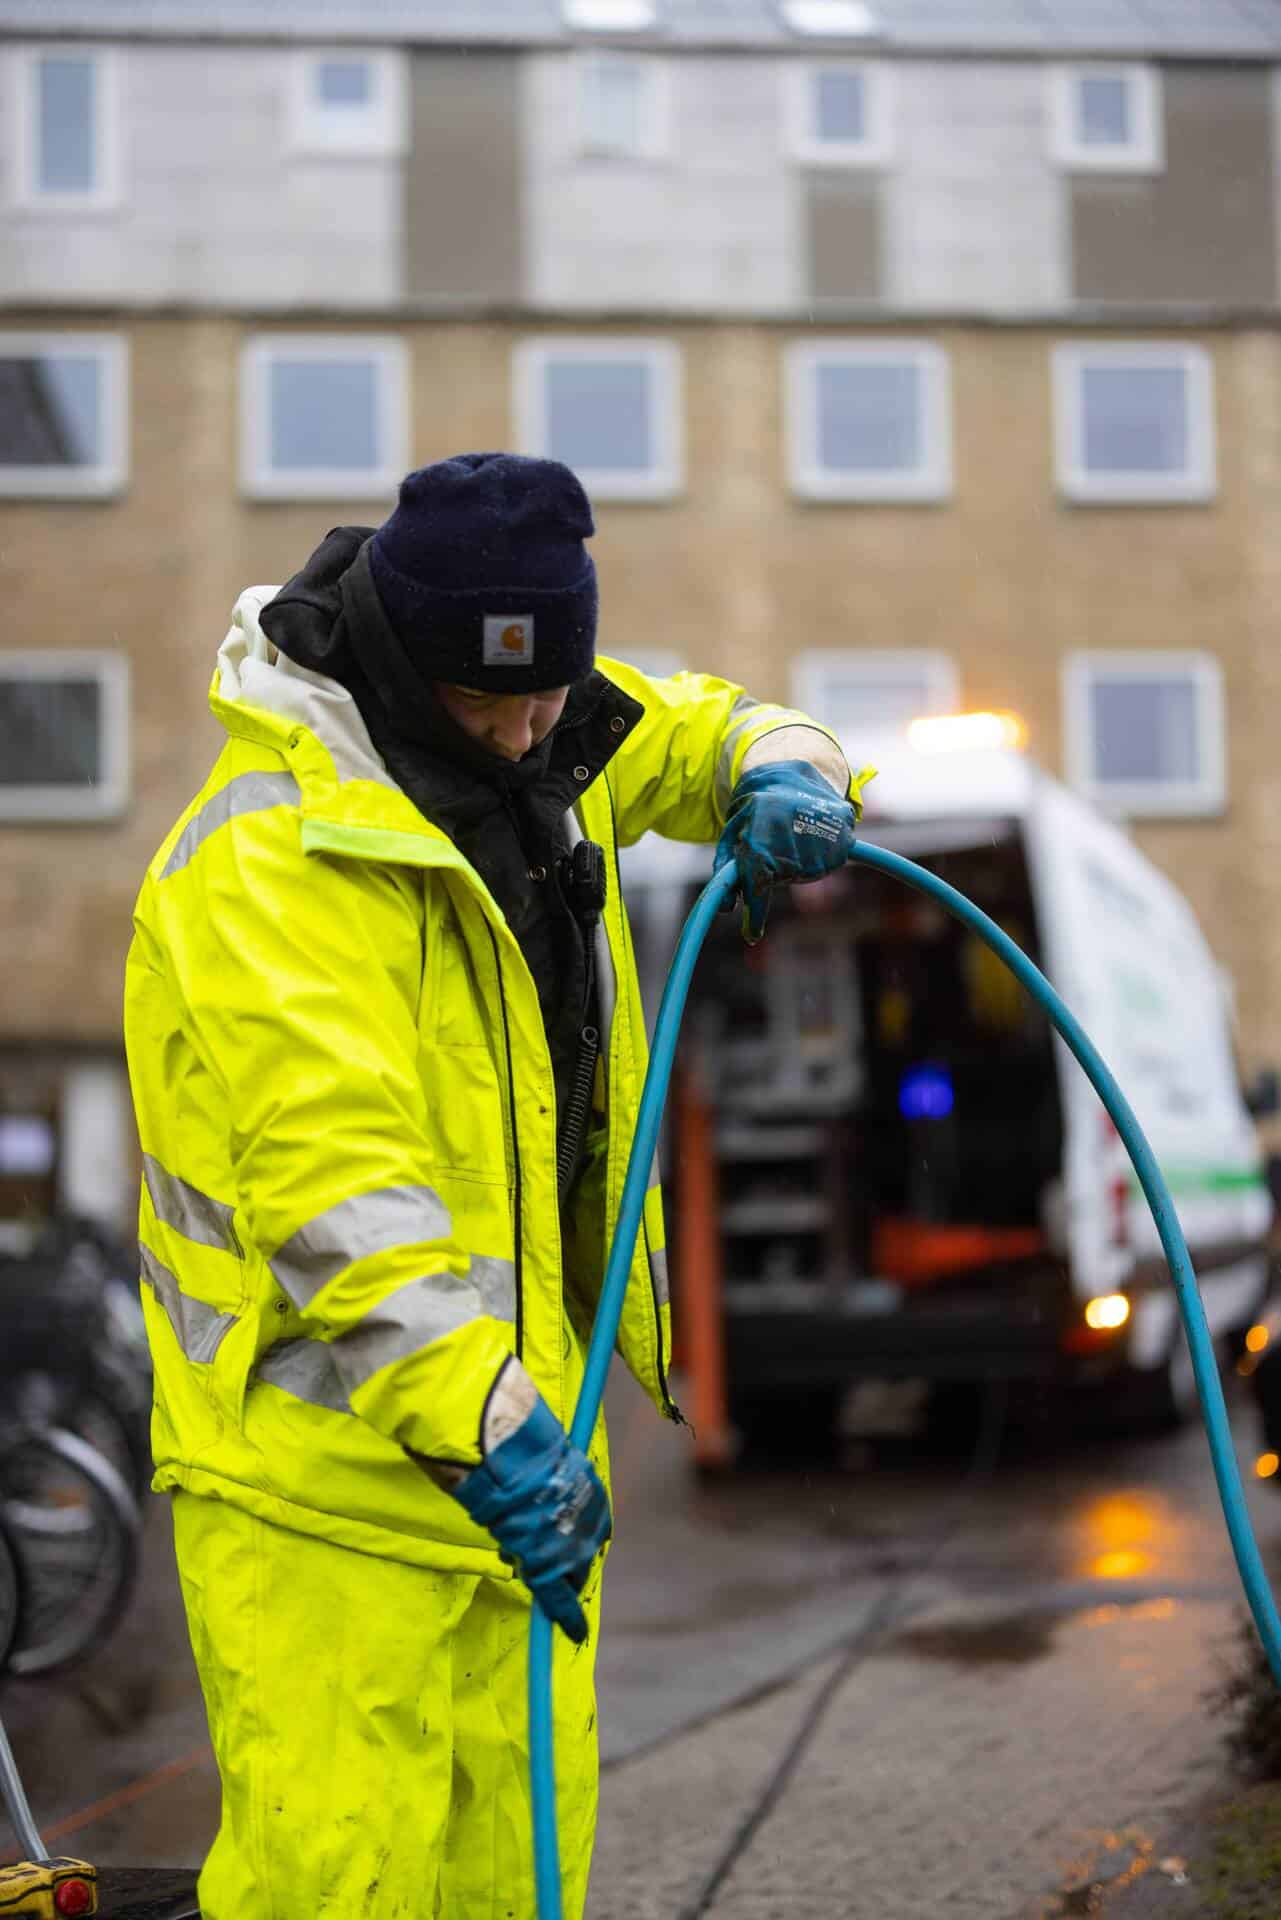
[
  {"xmin": 486, "ymin": 922, "xmax": 525, "ymax": 1361},
  {"xmin": 603, "ymin": 778, "xmax": 682, "ymax": 1424}
]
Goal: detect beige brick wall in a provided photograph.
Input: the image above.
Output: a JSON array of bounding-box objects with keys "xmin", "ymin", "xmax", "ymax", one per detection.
[{"xmin": 3, "ymin": 314, "xmax": 1280, "ymax": 1131}]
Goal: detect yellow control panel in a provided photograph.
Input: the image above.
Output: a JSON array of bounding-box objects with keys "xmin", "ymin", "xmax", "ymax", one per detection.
[{"xmin": 0, "ymin": 1859, "xmax": 98, "ymax": 1918}]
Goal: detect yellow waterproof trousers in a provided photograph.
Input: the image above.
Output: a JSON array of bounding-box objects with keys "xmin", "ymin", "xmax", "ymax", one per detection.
[{"xmin": 172, "ymin": 1491, "xmax": 603, "ymax": 1920}]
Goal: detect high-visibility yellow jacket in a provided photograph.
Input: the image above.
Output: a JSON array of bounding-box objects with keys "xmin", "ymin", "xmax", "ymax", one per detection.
[{"xmin": 124, "ymin": 588, "xmax": 857, "ymax": 1576}]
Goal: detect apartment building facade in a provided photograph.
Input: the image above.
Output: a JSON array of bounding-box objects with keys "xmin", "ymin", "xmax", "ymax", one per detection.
[{"xmin": 3, "ymin": 0, "xmax": 1281, "ymax": 1224}]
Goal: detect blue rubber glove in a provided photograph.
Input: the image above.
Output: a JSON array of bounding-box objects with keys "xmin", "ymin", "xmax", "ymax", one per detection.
[
  {"xmin": 714, "ymin": 759, "xmax": 858, "ymax": 943},
  {"xmin": 450, "ymin": 1376, "xmax": 611, "ymax": 1644}
]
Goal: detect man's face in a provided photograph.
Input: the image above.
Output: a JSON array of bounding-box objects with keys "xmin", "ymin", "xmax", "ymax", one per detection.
[{"xmin": 434, "ymin": 683, "xmax": 570, "ymax": 762}]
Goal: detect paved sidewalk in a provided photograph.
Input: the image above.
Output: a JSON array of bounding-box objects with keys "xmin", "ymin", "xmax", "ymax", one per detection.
[
  {"xmin": 591, "ymin": 1585, "xmax": 1242, "ymax": 1919},
  {"xmin": 589, "ymin": 1369, "xmax": 1278, "ymax": 1920}
]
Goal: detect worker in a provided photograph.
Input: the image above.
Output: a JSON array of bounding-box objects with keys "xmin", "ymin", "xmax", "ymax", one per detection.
[{"xmin": 123, "ymin": 452, "xmax": 865, "ymax": 1919}]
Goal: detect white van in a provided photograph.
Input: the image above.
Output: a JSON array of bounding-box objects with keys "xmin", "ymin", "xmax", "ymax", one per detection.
[{"xmin": 623, "ymin": 719, "xmax": 1274, "ymax": 1445}]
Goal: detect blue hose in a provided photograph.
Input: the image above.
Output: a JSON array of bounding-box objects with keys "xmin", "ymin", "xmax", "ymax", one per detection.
[{"xmin": 530, "ymin": 844, "xmax": 1281, "ymax": 1919}]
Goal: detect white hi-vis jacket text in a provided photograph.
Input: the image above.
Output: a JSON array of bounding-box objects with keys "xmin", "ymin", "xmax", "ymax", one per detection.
[{"xmin": 124, "ymin": 590, "xmax": 854, "ymax": 1575}]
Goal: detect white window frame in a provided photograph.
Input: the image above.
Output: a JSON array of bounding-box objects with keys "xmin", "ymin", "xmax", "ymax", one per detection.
[
  {"xmin": 1063, "ymin": 651, "xmax": 1226, "ymax": 819},
  {"xmin": 513, "ymin": 337, "xmax": 684, "ymax": 502},
  {"xmin": 285, "ymin": 49, "xmax": 407, "ymax": 158},
  {"xmin": 239, "ymin": 334, "xmax": 408, "ymax": 503},
  {"xmin": 574, "ymin": 51, "xmax": 670, "ymax": 160},
  {"xmin": 10, "ymin": 44, "xmax": 122, "ymax": 212},
  {"xmin": 1052, "ymin": 342, "xmax": 1216, "ymax": 506},
  {"xmin": 786, "ymin": 60, "xmax": 892, "ymax": 166},
  {"xmin": 0, "ymin": 650, "xmax": 130, "ymax": 823},
  {"xmin": 562, "ymin": 0, "xmax": 658, "ymax": 31},
  {"xmin": 0, "ymin": 331, "xmax": 128, "ymax": 499},
  {"xmin": 790, "ymin": 649, "xmax": 960, "ymax": 736},
  {"xmin": 1048, "ymin": 64, "xmax": 1163, "ymax": 174},
  {"xmin": 780, "ymin": 1, "xmax": 880, "ymax": 36},
  {"xmin": 785, "ymin": 339, "xmax": 952, "ymax": 503}
]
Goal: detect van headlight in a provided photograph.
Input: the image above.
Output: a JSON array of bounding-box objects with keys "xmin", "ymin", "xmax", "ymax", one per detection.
[{"xmin": 1084, "ymin": 1294, "xmax": 1131, "ymax": 1332}]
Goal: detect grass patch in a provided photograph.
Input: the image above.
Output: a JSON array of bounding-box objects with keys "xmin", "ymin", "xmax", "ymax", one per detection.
[
  {"xmin": 1201, "ymin": 1784, "xmax": 1281, "ymax": 1917},
  {"xmin": 1195, "ymin": 1617, "xmax": 1281, "ymax": 1915},
  {"xmin": 1211, "ymin": 1613, "xmax": 1281, "ymax": 1781}
]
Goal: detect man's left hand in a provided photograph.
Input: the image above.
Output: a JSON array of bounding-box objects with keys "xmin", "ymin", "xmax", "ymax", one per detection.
[{"xmin": 714, "ymin": 759, "xmax": 857, "ymax": 943}]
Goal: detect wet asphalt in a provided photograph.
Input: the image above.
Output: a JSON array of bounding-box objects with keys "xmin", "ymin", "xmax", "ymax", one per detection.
[{"xmin": 2, "ymin": 1366, "xmax": 1277, "ymax": 1916}]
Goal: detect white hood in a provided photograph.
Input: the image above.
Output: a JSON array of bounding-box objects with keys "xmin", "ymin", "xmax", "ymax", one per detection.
[{"xmin": 215, "ymin": 585, "xmax": 396, "ymax": 790}]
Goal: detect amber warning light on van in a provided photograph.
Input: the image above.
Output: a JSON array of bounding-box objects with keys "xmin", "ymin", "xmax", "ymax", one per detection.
[{"xmin": 907, "ymin": 711, "xmax": 1029, "ymax": 755}]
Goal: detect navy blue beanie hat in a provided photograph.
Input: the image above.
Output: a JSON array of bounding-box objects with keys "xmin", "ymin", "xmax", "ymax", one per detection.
[{"xmin": 367, "ymin": 452, "xmax": 598, "ymax": 694}]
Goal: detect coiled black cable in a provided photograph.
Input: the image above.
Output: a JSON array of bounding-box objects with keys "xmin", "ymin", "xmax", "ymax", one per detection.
[{"xmin": 557, "ymin": 1024, "xmax": 600, "ymax": 1202}]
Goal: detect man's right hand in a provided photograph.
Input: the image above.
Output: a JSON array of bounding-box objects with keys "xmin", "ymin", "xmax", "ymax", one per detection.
[{"xmin": 713, "ymin": 759, "xmax": 858, "ymax": 943}]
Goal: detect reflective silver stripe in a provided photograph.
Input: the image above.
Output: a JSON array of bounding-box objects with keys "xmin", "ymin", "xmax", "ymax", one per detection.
[
  {"xmin": 161, "ymin": 772, "xmax": 302, "ymax": 879},
  {"xmin": 252, "ymin": 1256, "xmax": 513, "ymax": 1412},
  {"xmin": 331, "ymin": 1271, "xmax": 484, "ymax": 1393},
  {"xmin": 143, "ymin": 1155, "xmax": 242, "ymax": 1257},
  {"xmin": 270, "ymin": 1185, "xmax": 453, "ymax": 1309},
  {"xmin": 713, "ymin": 702, "xmax": 790, "ymax": 817},
  {"xmin": 469, "ymin": 1255, "xmax": 518, "ymax": 1324},
  {"xmin": 254, "ymin": 1337, "xmax": 351, "ymax": 1414},
  {"xmin": 648, "ymin": 1242, "xmax": 670, "ymax": 1309},
  {"xmin": 140, "ymin": 1244, "xmax": 237, "ymax": 1364}
]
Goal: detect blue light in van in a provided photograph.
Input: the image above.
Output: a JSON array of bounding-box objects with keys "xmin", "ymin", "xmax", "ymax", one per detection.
[{"xmin": 899, "ymin": 1063, "xmax": 954, "ymax": 1121}]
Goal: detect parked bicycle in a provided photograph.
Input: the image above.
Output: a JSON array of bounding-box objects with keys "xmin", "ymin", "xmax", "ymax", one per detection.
[
  {"xmin": 4, "ymin": 1214, "xmax": 153, "ymax": 1503},
  {"xmin": 0, "ymin": 1517, "xmax": 21, "ymax": 1674},
  {"xmin": 0, "ymin": 1214, "xmax": 148, "ymax": 1677},
  {"xmin": 0, "ymin": 1421, "xmax": 140, "ymax": 1677}
]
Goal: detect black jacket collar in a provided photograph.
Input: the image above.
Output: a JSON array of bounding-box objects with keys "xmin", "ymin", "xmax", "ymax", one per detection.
[{"xmin": 261, "ymin": 524, "xmax": 643, "ymax": 839}]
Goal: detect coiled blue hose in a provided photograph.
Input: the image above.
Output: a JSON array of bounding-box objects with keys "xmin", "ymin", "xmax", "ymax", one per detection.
[{"xmin": 530, "ymin": 844, "xmax": 1281, "ymax": 1919}]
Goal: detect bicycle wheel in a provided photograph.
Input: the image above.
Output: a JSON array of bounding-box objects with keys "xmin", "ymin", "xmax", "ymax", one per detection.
[
  {"xmin": 72, "ymin": 1383, "xmax": 153, "ymax": 1508},
  {"xmin": 7, "ymin": 1358, "xmax": 153, "ymax": 1510},
  {"xmin": 0, "ymin": 1520, "xmax": 23, "ymax": 1672},
  {"xmin": 0, "ymin": 1427, "xmax": 141, "ymax": 1678}
]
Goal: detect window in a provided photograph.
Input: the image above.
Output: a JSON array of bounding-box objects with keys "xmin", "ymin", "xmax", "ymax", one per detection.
[
  {"xmin": 1052, "ymin": 344, "xmax": 1215, "ymax": 504},
  {"xmin": 791, "ymin": 650, "xmax": 959, "ymax": 739},
  {"xmin": 1063, "ymin": 653, "xmax": 1225, "ymax": 817},
  {"xmin": 0, "ymin": 333, "xmax": 127, "ymax": 498},
  {"xmin": 12, "ymin": 45, "xmax": 120, "ymax": 210},
  {"xmin": 787, "ymin": 62, "xmax": 891, "ymax": 165},
  {"xmin": 0, "ymin": 652, "xmax": 130, "ymax": 823},
  {"xmin": 1049, "ymin": 65, "xmax": 1162, "ymax": 173},
  {"xmin": 240, "ymin": 335, "xmax": 408, "ymax": 501},
  {"xmin": 780, "ymin": 1, "xmax": 879, "ymax": 34},
  {"xmin": 576, "ymin": 53, "xmax": 668, "ymax": 159},
  {"xmin": 514, "ymin": 339, "xmax": 683, "ymax": 501},
  {"xmin": 287, "ymin": 51, "xmax": 407, "ymax": 156},
  {"xmin": 786, "ymin": 341, "xmax": 952, "ymax": 502},
  {"xmin": 563, "ymin": 0, "xmax": 657, "ymax": 30},
  {"xmin": 0, "ymin": 1115, "xmax": 55, "ymax": 1179}
]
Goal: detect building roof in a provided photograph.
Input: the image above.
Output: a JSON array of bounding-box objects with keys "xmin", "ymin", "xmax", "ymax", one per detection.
[{"xmin": 3, "ymin": 0, "xmax": 1281, "ymax": 59}]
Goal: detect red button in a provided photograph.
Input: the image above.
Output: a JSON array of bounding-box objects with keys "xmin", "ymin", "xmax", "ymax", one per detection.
[{"xmin": 55, "ymin": 1879, "xmax": 94, "ymax": 1917}]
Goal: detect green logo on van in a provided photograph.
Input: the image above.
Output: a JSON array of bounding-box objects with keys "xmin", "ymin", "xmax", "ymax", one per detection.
[{"xmin": 1126, "ymin": 1166, "xmax": 1266, "ymax": 1196}]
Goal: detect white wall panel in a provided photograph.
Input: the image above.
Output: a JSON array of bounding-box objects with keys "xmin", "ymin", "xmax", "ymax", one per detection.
[
  {"xmin": 524, "ymin": 53, "xmax": 798, "ymax": 314},
  {"xmin": 0, "ymin": 46, "xmax": 403, "ymax": 309},
  {"xmin": 883, "ymin": 61, "xmax": 1067, "ymax": 313}
]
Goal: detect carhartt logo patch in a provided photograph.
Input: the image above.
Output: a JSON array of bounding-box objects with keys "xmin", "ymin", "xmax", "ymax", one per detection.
[{"xmin": 483, "ymin": 615, "xmax": 535, "ymax": 666}]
